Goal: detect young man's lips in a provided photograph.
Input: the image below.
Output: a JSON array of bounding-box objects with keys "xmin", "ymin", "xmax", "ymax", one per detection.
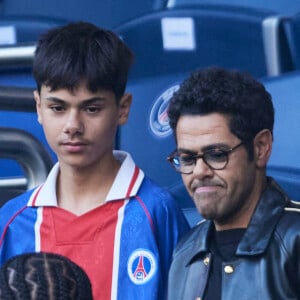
[{"xmin": 61, "ymin": 142, "xmax": 88, "ymax": 152}]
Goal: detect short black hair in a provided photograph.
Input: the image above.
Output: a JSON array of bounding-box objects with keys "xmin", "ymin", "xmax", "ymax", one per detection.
[
  {"xmin": 33, "ymin": 21, "xmax": 134, "ymax": 101},
  {"xmin": 168, "ymin": 67, "xmax": 274, "ymax": 158},
  {"xmin": 0, "ymin": 252, "xmax": 93, "ymax": 299}
]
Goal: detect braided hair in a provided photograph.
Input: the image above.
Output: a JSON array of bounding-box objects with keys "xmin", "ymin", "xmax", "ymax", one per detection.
[{"xmin": 0, "ymin": 252, "xmax": 93, "ymax": 300}]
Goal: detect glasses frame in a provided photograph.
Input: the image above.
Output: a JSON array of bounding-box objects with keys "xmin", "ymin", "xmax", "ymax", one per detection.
[{"xmin": 167, "ymin": 142, "xmax": 244, "ymax": 174}]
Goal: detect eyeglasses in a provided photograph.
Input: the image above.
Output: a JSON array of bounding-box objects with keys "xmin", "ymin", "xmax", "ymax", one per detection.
[{"xmin": 167, "ymin": 142, "xmax": 244, "ymax": 174}]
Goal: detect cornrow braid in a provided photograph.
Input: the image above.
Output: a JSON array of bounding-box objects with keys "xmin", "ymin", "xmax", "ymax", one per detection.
[{"xmin": 0, "ymin": 252, "xmax": 93, "ymax": 300}]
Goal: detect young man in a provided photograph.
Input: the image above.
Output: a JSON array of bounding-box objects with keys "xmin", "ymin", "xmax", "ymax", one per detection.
[
  {"xmin": 166, "ymin": 67, "xmax": 300, "ymax": 299},
  {"xmin": 0, "ymin": 22, "xmax": 189, "ymax": 299}
]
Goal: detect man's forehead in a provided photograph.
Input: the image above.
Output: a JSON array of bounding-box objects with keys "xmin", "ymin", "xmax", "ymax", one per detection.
[
  {"xmin": 176, "ymin": 113, "xmax": 230, "ymax": 133},
  {"xmin": 176, "ymin": 114, "xmax": 237, "ymax": 148}
]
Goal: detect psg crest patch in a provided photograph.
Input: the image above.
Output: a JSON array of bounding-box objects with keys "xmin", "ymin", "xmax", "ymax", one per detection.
[
  {"xmin": 149, "ymin": 84, "xmax": 180, "ymax": 137},
  {"xmin": 127, "ymin": 249, "xmax": 157, "ymax": 285}
]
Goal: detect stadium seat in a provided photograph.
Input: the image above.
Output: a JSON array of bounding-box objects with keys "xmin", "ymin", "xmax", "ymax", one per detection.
[
  {"xmin": 261, "ymin": 70, "xmax": 300, "ymax": 201},
  {"xmin": 167, "ymin": 0, "xmax": 300, "ymax": 16},
  {"xmin": 282, "ymin": 13, "xmax": 300, "ymax": 71},
  {"xmin": 0, "ymin": 16, "xmax": 67, "ymax": 45},
  {"xmin": 116, "ymin": 5, "xmax": 293, "ymax": 80},
  {"xmin": 1, "ymin": 0, "xmax": 161, "ymax": 29},
  {"xmin": 0, "ymin": 16, "xmax": 67, "ymax": 87},
  {"xmin": 0, "ymin": 42, "xmax": 36, "ymax": 89},
  {"xmin": 120, "ymin": 73, "xmax": 202, "ymax": 226}
]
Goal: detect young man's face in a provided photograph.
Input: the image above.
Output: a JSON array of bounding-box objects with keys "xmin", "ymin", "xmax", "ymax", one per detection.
[
  {"xmin": 34, "ymin": 83, "xmax": 131, "ymax": 170},
  {"xmin": 175, "ymin": 113, "xmax": 264, "ymax": 230}
]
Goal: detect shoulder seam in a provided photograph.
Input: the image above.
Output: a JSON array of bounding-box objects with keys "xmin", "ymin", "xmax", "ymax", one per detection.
[{"xmin": 0, "ymin": 205, "xmax": 27, "ymax": 247}]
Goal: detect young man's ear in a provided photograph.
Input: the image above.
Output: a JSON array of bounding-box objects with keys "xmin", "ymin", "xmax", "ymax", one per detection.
[
  {"xmin": 118, "ymin": 93, "xmax": 132, "ymax": 125},
  {"xmin": 33, "ymin": 90, "xmax": 42, "ymax": 124},
  {"xmin": 253, "ymin": 129, "xmax": 273, "ymax": 168}
]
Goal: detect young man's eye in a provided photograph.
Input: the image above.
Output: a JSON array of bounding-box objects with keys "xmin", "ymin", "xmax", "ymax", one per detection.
[
  {"xmin": 50, "ymin": 105, "xmax": 65, "ymax": 112},
  {"xmin": 85, "ymin": 106, "xmax": 100, "ymax": 113}
]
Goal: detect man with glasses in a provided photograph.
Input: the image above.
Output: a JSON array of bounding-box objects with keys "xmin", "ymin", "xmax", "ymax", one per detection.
[{"xmin": 166, "ymin": 67, "xmax": 300, "ymax": 300}]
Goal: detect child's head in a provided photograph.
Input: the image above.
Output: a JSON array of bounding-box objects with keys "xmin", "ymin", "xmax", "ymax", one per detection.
[
  {"xmin": 33, "ymin": 21, "xmax": 134, "ymax": 101},
  {"xmin": 0, "ymin": 252, "xmax": 93, "ymax": 299}
]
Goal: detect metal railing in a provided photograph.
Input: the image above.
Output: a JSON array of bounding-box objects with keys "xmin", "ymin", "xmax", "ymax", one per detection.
[
  {"xmin": 0, "ymin": 127, "xmax": 53, "ymax": 188},
  {"xmin": 0, "ymin": 43, "xmax": 36, "ymax": 67}
]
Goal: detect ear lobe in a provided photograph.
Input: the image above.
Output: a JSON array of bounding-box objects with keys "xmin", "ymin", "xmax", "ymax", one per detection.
[
  {"xmin": 118, "ymin": 93, "xmax": 132, "ymax": 125},
  {"xmin": 254, "ymin": 129, "xmax": 273, "ymax": 167},
  {"xmin": 33, "ymin": 90, "xmax": 42, "ymax": 124}
]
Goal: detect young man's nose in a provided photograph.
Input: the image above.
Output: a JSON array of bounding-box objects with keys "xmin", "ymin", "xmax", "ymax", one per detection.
[{"xmin": 63, "ymin": 111, "xmax": 84, "ymax": 135}]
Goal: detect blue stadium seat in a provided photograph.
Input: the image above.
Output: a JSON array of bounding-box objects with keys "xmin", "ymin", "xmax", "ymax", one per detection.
[
  {"xmin": 116, "ymin": 5, "xmax": 293, "ymax": 80},
  {"xmin": 168, "ymin": 0, "xmax": 300, "ymax": 16},
  {"xmin": 1, "ymin": 0, "xmax": 161, "ymax": 29},
  {"xmin": 0, "ymin": 2, "xmax": 3, "ymax": 15},
  {"xmin": 120, "ymin": 73, "xmax": 202, "ymax": 226},
  {"xmin": 0, "ymin": 16, "xmax": 67, "ymax": 88},
  {"xmin": 0, "ymin": 16, "xmax": 67, "ymax": 45},
  {"xmin": 261, "ymin": 70, "xmax": 300, "ymax": 201},
  {"xmin": 0, "ymin": 67, "xmax": 36, "ymax": 88},
  {"xmin": 118, "ymin": 73, "xmax": 186, "ymax": 189},
  {"xmin": 282, "ymin": 13, "xmax": 300, "ymax": 71},
  {"xmin": 0, "ymin": 19, "xmax": 53, "ymax": 176}
]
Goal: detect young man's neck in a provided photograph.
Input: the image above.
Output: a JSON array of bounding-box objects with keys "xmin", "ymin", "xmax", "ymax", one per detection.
[{"xmin": 56, "ymin": 158, "xmax": 121, "ymax": 215}]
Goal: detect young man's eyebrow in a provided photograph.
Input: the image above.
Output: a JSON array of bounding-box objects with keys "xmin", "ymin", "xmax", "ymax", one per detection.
[
  {"xmin": 45, "ymin": 96, "xmax": 106, "ymax": 104},
  {"xmin": 80, "ymin": 97, "xmax": 107, "ymax": 105}
]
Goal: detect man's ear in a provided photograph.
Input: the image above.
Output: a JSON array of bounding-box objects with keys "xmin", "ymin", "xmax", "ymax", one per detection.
[
  {"xmin": 118, "ymin": 93, "xmax": 132, "ymax": 125},
  {"xmin": 33, "ymin": 90, "xmax": 42, "ymax": 124},
  {"xmin": 253, "ymin": 129, "xmax": 273, "ymax": 168}
]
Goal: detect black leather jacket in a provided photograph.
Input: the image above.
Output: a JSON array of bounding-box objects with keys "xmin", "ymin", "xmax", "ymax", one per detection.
[{"xmin": 168, "ymin": 178, "xmax": 300, "ymax": 300}]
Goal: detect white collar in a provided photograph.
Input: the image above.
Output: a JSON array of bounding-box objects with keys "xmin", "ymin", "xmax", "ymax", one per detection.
[{"xmin": 28, "ymin": 150, "xmax": 144, "ymax": 206}]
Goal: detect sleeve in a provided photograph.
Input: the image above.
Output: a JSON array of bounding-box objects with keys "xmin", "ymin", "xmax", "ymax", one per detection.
[
  {"xmin": 150, "ymin": 187, "xmax": 190, "ymax": 290},
  {"xmin": 132, "ymin": 177, "xmax": 191, "ymax": 299},
  {"xmin": 0, "ymin": 193, "xmax": 32, "ymax": 266}
]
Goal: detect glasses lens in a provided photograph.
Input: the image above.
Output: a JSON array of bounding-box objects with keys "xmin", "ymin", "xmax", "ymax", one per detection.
[
  {"xmin": 170, "ymin": 154, "xmax": 194, "ymax": 174},
  {"xmin": 204, "ymin": 149, "xmax": 228, "ymax": 170},
  {"xmin": 171, "ymin": 156, "xmax": 181, "ymax": 170},
  {"xmin": 180, "ymin": 155, "xmax": 195, "ymax": 173}
]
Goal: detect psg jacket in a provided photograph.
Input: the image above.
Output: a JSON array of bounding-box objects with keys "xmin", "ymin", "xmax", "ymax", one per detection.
[{"xmin": 0, "ymin": 151, "xmax": 189, "ymax": 300}]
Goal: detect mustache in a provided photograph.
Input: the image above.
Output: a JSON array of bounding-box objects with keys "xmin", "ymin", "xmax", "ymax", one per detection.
[
  {"xmin": 59, "ymin": 139, "xmax": 89, "ymax": 145},
  {"xmin": 191, "ymin": 179, "xmax": 223, "ymax": 190}
]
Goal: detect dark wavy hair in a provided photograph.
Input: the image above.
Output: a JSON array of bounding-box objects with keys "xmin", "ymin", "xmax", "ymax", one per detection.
[
  {"xmin": 0, "ymin": 252, "xmax": 93, "ymax": 300},
  {"xmin": 167, "ymin": 67, "xmax": 274, "ymax": 158},
  {"xmin": 33, "ymin": 21, "xmax": 134, "ymax": 101}
]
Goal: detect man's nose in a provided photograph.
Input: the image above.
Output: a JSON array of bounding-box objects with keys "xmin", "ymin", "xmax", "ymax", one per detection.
[{"xmin": 192, "ymin": 157, "xmax": 214, "ymax": 179}]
